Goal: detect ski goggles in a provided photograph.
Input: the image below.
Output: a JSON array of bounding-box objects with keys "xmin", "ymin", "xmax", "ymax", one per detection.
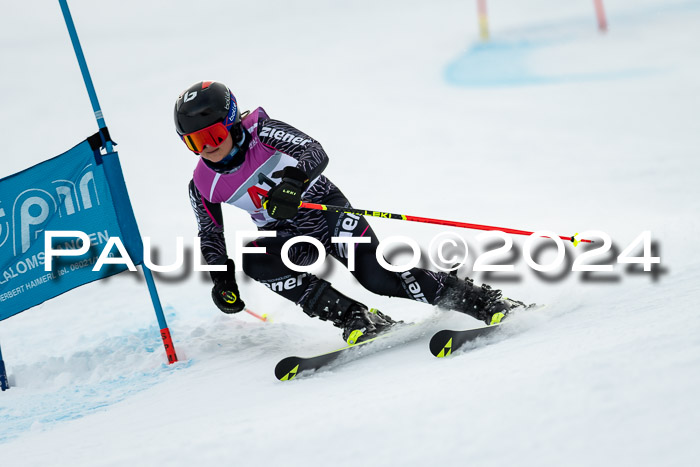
[{"xmin": 181, "ymin": 122, "xmax": 230, "ymax": 154}]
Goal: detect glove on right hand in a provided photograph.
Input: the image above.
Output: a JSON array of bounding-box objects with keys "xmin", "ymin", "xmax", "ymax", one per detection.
[{"xmin": 264, "ymin": 166, "xmax": 309, "ymax": 220}]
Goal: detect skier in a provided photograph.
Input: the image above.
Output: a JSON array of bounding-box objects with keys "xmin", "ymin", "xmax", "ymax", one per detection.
[{"xmin": 175, "ymin": 81, "xmax": 524, "ymax": 345}]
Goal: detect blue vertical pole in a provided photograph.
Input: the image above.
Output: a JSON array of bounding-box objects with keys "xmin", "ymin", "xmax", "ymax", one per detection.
[
  {"xmin": 57, "ymin": 0, "xmax": 113, "ymax": 152},
  {"xmin": 0, "ymin": 340, "xmax": 9, "ymax": 391},
  {"xmin": 58, "ymin": 0, "xmax": 177, "ymax": 363}
]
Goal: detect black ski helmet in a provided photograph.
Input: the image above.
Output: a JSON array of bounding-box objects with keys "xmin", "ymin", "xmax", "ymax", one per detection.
[{"xmin": 174, "ymin": 81, "xmax": 239, "ymax": 136}]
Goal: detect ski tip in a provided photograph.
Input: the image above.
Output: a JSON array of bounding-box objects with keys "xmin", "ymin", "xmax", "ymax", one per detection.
[
  {"xmin": 429, "ymin": 330, "xmax": 456, "ymax": 358},
  {"xmin": 274, "ymin": 357, "xmax": 302, "ymax": 381}
]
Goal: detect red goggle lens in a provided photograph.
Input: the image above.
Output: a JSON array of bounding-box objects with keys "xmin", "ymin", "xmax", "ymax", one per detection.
[{"xmin": 181, "ymin": 122, "xmax": 229, "ymax": 153}]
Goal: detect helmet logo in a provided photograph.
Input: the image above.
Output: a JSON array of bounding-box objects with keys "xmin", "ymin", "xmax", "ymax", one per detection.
[
  {"xmin": 183, "ymin": 91, "xmax": 197, "ymax": 103},
  {"xmin": 226, "ymin": 92, "xmax": 237, "ymax": 123},
  {"xmin": 229, "ymin": 102, "xmax": 237, "ymax": 122}
]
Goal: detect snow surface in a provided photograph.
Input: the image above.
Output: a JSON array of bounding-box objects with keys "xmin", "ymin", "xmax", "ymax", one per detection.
[{"xmin": 1, "ymin": 0, "xmax": 700, "ymax": 465}]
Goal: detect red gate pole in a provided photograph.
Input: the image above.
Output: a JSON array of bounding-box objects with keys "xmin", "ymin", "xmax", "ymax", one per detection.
[
  {"xmin": 477, "ymin": 0, "xmax": 489, "ymax": 40},
  {"xmin": 593, "ymin": 0, "xmax": 608, "ymax": 32}
]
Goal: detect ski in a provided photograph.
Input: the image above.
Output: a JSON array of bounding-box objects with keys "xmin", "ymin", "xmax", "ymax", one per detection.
[
  {"xmin": 429, "ymin": 324, "xmax": 503, "ymax": 358},
  {"xmin": 275, "ymin": 322, "xmax": 422, "ymax": 381},
  {"xmin": 429, "ymin": 304, "xmax": 544, "ymax": 358}
]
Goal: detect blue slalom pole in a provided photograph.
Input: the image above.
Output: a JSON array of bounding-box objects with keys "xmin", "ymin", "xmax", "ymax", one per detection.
[
  {"xmin": 57, "ymin": 0, "xmax": 112, "ymax": 152},
  {"xmin": 0, "ymin": 340, "xmax": 9, "ymax": 391},
  {"xmin": 58, "ymin": 0, "xmax": 177, "ymax": 363}
]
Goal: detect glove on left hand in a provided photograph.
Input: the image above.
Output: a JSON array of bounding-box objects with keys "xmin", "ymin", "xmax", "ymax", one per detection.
[
  {"xmin": 264, "ymin": 167, "xmax": 309, "ymax": 220},
  {"xmin": 210, "ymin": 259, "xmax": 245, "ymax": 314}
]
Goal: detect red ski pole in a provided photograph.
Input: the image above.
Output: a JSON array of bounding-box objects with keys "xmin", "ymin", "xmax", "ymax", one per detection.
[
  {"xmin": 300, "ymin": 202, "xmax": 592, "ymax": 246},
  {"xmin": 245, "ymin": 308, "xmax": 270, "ymax": 322},
  {"xmin": 593, "ymin": 0, "xmax": 608, "ymax": 32},
  {"xmin": 252, "ymin": 175, "xmax": 593, "ymax": 246}
]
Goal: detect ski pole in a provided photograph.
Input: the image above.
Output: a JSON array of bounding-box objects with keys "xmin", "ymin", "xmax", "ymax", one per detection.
[
  {"xmin": 300, "ymin": 202, "xmax": 592, "ymax": 245},
  {"xmin": 254, "ymin": 174, "xmax": 592, "ymax": 245},
  {"xmin": 245, "ymin": 309, "xmax": 270, "ymax": 322}
]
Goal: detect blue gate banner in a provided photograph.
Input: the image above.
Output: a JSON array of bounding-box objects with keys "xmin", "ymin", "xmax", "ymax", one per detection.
[{"xmin": 0, "ymin": 139, "xmax": 144, "ymax": 321}]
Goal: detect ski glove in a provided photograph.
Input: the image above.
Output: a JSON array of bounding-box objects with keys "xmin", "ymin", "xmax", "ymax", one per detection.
[
  {"xmin": 210, "ymin": 259, "xmax": 245, "ymax": 314},
  {"xmin": 264, "ymin": 166, "xmax": 309, "ymax": 220}
]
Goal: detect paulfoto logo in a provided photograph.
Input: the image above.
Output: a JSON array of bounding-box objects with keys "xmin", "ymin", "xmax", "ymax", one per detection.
[{"xmin": 42, "ymin": 229, "xmax": 662, "ymax": 276}]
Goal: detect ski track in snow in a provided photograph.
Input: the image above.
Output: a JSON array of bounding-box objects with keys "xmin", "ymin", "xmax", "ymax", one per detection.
[{"xmin": 1, "ymin": 0, "xmax": 700, "ymax": 465}]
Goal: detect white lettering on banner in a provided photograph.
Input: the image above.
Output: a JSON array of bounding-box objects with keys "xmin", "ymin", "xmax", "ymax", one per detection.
[
  {"xmin": 0, "ymin": 284, "xmax": 26, "ymax": 302},
  {"xmin": 0, "ymin": 229, "xmax": 110, "ymax": 287},
  {"xmin": 44, "ymin": 231, "xmax": 90, "ymax": 271},
  {"xmin": 19, "ymin": 194, "xmax": 53, "ymax": 255},
  {"xmin": 0, "ymin": 204, "xmax": 8, "ymax": 249},
  {"xmin": 0, "ymin": 252, "xmax": 45, "ymax": 286},
  {"xmin": 7, "ymin": 166, "xmax": 100, "ymax": 256},
  {"xmin": 25, "ymin": 272, "xmax": 57, "ymax": 290}
]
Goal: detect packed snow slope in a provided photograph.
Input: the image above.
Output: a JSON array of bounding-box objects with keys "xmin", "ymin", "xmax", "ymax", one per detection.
[{"xmin": 1, "ymin": 0, "xmax": 700, "ymax": 466}]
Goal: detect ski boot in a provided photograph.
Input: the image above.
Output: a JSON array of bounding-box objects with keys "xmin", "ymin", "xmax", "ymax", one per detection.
[
  {"xmin": 436, "ymin": 275, "xmax": 526, "ymax": 325},
  {"xmin": 302, "ymin": 280, "xmax": 398, "ymax": 345},
  {"xmin": 341, "ymin": 306, "xmax": 397, "ymax": 345}
]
